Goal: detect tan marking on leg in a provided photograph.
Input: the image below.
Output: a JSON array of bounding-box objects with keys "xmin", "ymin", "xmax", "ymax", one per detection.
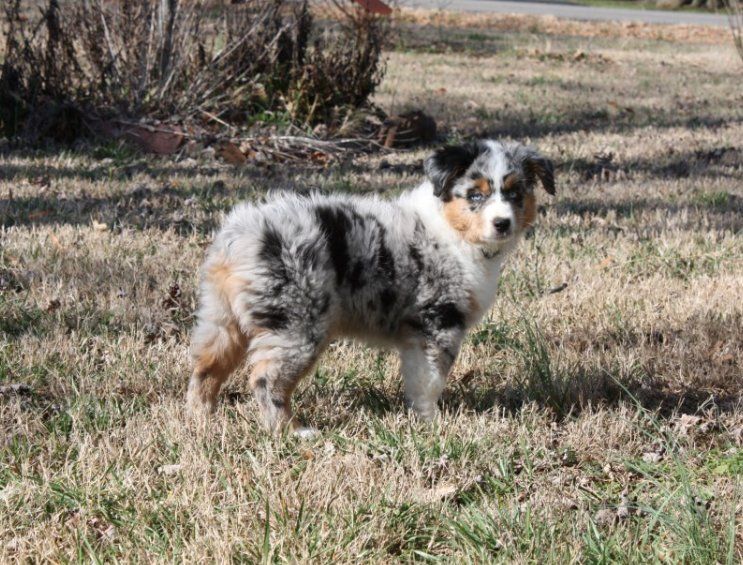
[
  {"xmin": 443, "ymin": 199, "xmax": 485, "ymax": 244},
  {"xmin": 188, "ymin": 321, "xmax": 248, "ymax": 413}
]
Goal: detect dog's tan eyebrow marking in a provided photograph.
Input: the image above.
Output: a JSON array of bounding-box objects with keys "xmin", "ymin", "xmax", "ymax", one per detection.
[
  {"xmin": 502, "ymin": 172, "xmax": 521, "ymax": 192},
  {"xmin": 471, "ymin": 176, "xmax": 491, "ymax": 195}
]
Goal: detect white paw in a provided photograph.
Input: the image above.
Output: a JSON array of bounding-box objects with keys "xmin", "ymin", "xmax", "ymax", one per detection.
[
  {"xmin": 414, "ymin": 406, "xmax": 440, "ymax": 422},
  {"xmin": 293, "ymin": 427, "xmax": 320, "ymax": 440}
]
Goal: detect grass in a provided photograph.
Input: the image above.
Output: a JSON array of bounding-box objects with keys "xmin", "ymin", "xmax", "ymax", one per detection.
[
  {"xmin": 1, "ymin": 11, "xmax": 742, "ymax": 562},
  {"xmin": 569, "ymin": 0, "xmax": 713, "ymax": 12}
]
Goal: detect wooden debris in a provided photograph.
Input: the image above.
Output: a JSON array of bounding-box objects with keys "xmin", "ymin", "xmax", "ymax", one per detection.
[{"xmin": 378, "ymin": 110, "xmax": 437, "ymax": 148}]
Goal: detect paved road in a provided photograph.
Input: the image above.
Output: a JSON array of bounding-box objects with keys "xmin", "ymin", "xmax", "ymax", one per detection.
[{"xmin": 405, "ymin": 0, "xmax": 730, "ymax": 26}]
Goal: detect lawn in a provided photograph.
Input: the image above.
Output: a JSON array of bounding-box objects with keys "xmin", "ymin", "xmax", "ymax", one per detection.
[{"xmin": 1, "ymin": 12, "xmax": 741, "ymax": 562}]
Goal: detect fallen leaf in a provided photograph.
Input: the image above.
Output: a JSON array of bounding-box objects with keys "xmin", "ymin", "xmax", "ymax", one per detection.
[
  {"xmin": 65, "ymin": 509, "xmax": 83, "ymax": 529},
  {"xmin": 673, "ymin": 414, "xmax": 703, "ymax": 436},
  {"xmin": 218, "ymin": 142, "xmax": 247, "ymax": 165},
  {"xmin": 28, "ymin": 210, "xmax": 50, "ymax": 220},
  {"xmin": 310, "ymin": 151, "xmax": 331, "ymax": 165},
  {"xmin": 124, "ymin": 125, "xmax": 184, "ymax": 155}
]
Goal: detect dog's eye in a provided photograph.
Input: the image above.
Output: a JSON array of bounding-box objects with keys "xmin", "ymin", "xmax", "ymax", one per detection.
[
  {"xmin": 466, "ymin": 191, "xmax": 485, "ymax": 203},
  {"xmin": 503, "ymin": 191, "xmax": 524, "ymax": 204}
]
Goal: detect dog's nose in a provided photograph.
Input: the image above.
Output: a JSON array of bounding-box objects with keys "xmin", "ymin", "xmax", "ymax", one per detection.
[{"xmin": 494, "ymin": 218, "xmax": 511, "ymax": 234}]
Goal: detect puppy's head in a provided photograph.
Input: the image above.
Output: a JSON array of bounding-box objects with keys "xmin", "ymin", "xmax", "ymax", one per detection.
[{"xmin": 424, "ymin": 139, "xmax": 555, "ymax": 250}]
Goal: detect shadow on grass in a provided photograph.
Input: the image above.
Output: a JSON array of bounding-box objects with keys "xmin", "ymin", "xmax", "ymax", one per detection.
[
  {"xmin": 331, "ymin": 309, "xmax": 742, "ymax": 422},
  {"xmin": 440, "ymin": 375, "xmax": 742, "ymax": 421},
  {"xmin": 434, "ymin": 86, "xmax": 741, "ymax": 140},
  {"xmin": 0, "ymin": 160, "xmax": 231, "ymax": 184},
  {"xmin": 297, "ymin": 372, "xmax": 740, "ymax": 430},
  {"xmin": 3, "ymin": 136, "xmax": 739, "ymax": 232},
  {"xmin": 563, "ymin": 146, "xmax": 741, "ymax": 181},
  {"xmin": 0, "ymin": 149, "xmax": 375, "ymax": 232},
  {"xmin": 553, "ymin": 195, "xmax": 743, "ymax": 233},
  {"xmin": 0, "ymin": 175, "xmax": 254, "ymax": 234}
]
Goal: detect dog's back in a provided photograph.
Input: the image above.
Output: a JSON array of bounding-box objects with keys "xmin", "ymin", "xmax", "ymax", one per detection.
[{"xmin": 203, "ymin": 192, "xmax": 467, "ymax": 343}]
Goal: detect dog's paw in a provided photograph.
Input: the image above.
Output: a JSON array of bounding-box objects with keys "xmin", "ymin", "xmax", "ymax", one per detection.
[{"xmin": 293, "ymin": 427, "xmax": 320, "ymax": 440}]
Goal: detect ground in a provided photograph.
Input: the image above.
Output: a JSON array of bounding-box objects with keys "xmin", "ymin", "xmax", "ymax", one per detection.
[{"xmin": 1, "ymin": 13, "xmax": 742, "ymax": 562}]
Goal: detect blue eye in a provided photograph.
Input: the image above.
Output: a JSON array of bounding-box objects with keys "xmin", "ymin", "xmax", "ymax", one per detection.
[
  {"xmin": 467, "ymin": 192, "xmax": 485, "ymax": 202},
  {"xmin": 504, "ymin": 191, "xmax": 524, "ymax": 204}
]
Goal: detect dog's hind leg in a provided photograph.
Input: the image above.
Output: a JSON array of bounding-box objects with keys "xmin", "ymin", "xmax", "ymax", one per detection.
[
  {"xmin": 248, "ymin": 334, "xmax": 326, "ymax": 434},
  {"xmin": 187, "ymin": 261, "xmax": 249, "ymax": 412},
  {"xmin": 188, "ymin": 317, "xmax": 248, "ymax": 413},
  {"xmin": 188, "ymin": 260, "xmax": 250, "ymax": 413}
]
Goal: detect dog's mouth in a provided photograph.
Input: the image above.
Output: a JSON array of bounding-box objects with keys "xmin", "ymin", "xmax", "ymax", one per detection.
[
  {"xmin": 485, "ymin": 230, "xmax": 514, "ymax": 245},
  {"xmin": 479, "ymin": 236, "xmax": 511, "ymax": 257}
]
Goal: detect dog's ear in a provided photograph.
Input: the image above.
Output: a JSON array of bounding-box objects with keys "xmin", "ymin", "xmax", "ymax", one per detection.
[
  {"xmin": 424, "ymin": 142, "xmax": 484, "ymax": 201},
  {"xmin": 520, "ymin": 149, "xmax": 556, "ymax": 195}
]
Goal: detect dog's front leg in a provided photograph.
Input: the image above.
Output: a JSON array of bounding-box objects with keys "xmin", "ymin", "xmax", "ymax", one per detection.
[{"xmin": 399, "ymin": 333, "xmax": 462, "ymax": 421}]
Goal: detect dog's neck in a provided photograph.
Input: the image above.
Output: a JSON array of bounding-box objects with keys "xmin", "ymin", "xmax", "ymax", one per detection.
[{"xmin": 469, "ymin": 239, "xmax": 520, "ymax": 321}]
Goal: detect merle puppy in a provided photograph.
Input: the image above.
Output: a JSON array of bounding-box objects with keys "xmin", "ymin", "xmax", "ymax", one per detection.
[{"xmin": 187, "ymin": 139, "xmax": 555, "ymax": 435}]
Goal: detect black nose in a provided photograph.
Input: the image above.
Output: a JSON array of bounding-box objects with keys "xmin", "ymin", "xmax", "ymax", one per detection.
[{"xmin": 494, "ymin": 218, "xmax": 511, "ymax": 234}]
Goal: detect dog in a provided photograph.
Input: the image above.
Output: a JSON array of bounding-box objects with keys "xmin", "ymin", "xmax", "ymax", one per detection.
[{"xmin": 187, "ymin": 139, "xmax": 555, "ymax": 435}]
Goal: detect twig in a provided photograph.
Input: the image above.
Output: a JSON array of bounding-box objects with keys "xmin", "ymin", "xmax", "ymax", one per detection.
[
  {"xmin": 199, "ymin": 110, "xmax": 238, "ymax": 132},
  {"xmin": 243, "ymin": 135, "xmax": 384, "ymax": 152}
]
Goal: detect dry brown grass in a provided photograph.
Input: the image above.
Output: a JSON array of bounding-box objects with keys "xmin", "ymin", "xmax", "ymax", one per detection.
[
  {"xmin": 1, "ymin": 13, "xmax": 742, "ymax": 562},
  {"xmin": 397, "ymin": 8, "xmax": 732, "ymax": 44}
]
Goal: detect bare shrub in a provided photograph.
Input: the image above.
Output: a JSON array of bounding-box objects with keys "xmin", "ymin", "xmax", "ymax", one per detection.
[
  {"xmin": 286, "ymin": 2, "xmax": 387, "ymax": 124},
  {"xmin": 0, "ymin": 0, "xmax": 389, "ymax": 141}
]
